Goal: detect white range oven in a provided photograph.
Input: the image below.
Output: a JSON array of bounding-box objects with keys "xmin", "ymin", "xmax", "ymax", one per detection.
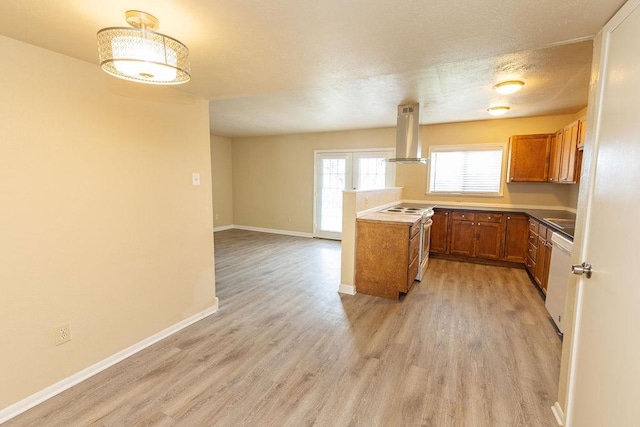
[{"xmin": 378, "ymin": 204, "xmax": 435, "ymax": 282}]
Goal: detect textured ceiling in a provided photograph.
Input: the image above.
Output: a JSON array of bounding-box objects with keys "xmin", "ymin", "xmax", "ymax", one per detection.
[{"xmin": 0, "ymin": 0, "xmax": 626, "ymax": 136}]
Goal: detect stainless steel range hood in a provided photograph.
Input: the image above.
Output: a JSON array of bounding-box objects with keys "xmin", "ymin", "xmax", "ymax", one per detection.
[{"xmin": 388, "ymin": 103, "xmax": 429, "ymax": 164}]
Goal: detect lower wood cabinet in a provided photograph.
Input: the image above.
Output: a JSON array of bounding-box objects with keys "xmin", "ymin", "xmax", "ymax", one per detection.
[
  {"xmin": 503, "ymin": 214, "xmax": 529, "ymax": 263},
  {"xmin": 431, "ymin": 209, "xmax": 540, "ymax": 266},
  {"xmin": 430, "ymin": 210, "xmax": 450, "ymax": 254},
  {"xmin": 355, "ymin": 217, "xmax": 420, "ymax": 300},
  {"xmin": 526, "ymin": 218, "xmax": 553, "ymax": 294},
  {"xmin": 449, "ymin": 212, "xmax": 476, "ymax": 257},
  {"xmin": 449, "ymin": 212, "xmax": 504, "ymax": 259}
]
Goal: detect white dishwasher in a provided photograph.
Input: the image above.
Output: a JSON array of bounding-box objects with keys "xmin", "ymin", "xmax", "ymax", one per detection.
[{"xmin": 545, "ymin": 232, "xmax": 573, "ymax": 334}]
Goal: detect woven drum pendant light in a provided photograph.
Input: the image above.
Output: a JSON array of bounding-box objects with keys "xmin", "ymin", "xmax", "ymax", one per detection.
[{"xmin": 97, "ymin": 10, "xmax": 190, "ymax": 85}]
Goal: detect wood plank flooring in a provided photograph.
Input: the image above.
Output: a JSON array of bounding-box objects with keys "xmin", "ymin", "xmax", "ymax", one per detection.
[{"xmin": 6, "ymin": 229, "xmax": 562, "ymax": 426}]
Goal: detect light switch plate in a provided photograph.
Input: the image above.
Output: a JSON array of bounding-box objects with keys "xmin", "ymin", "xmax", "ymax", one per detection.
[{"xmin": 192, "ymin": 172, "xmax": 201, "ymax": 186}]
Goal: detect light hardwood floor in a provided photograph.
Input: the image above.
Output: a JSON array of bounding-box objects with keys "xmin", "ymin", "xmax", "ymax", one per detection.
[{"xmin": 7, "ymin": 229, "xmax": 562, "ymax": 426}]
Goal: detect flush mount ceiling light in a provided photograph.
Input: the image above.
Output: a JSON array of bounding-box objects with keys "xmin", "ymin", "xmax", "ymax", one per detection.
[
  {"xmin": 97, "ymin": 10, "xmax": 190, "ymax": 85},
  {"xmin": 493, "ymin": 80, "xmax": 525, "ymax": 95},
  {"xmin": 487, "ymin": 106, "xmax": 510, "ymax": 116}
]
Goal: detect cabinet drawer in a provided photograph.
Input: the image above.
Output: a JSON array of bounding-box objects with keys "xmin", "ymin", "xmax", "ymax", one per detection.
[
  {"xmin": 406, "ymin": 256, "xmax": 419, "ymax": 290},
  {"xmin": 538, "ymin": 224, "xmax": 548, "ymax": 241},
  {"xmin": 527, "ymin": 242, "xmax": 537, "ymax": 261},
  {"xmin": 529, "ymin": 220, "xmax": 539, "ymax": 234},
  {"xmin": 452, "ymin": 212, "xmax": 476, "ymax": 222},
  {"xmin": 410, "ymin": 221, "xmax": 421, "ymax": 238},
  {"xmin": 525, "ymin": 255, "xmax": 536, "ymax": 271},
  {"xmin": 476, "ymin": 213, "xmax": 502, "ymax": 223},
  {"xmin": 409, "ymin": 233, "xmax": 420, "ymax": 263},
  {"xmin": 528, "ymin": 230, "xmax": 538, "ymax": 246}
]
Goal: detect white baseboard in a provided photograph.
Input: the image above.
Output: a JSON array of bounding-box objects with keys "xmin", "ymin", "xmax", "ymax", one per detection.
[
  {"xmin": 233, "ymin": 225, "xmax": 313, "ymax": 238},
  {"xmin": 551, "ymin": 401, "xmax": 565, "ymax": 426},
  {"xmin": 213, "ymin": 224, "xmax": 234, "ymax": 232},
  {"xmin": 338, "ymin": 284, "xmax": 356, "ymax": 295},
  {"xmin": 0, "ymin": 299, "xmax": 219, "ymax": 424}
]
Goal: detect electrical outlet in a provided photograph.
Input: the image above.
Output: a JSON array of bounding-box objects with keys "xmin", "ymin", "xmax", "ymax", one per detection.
[
  {"xmin": 215, "ymin": 213, "xmax": 220, "ymax": 220},
  {"xmin": 54, "ymin": 323, "xmax": 71, "ymax": 346}
]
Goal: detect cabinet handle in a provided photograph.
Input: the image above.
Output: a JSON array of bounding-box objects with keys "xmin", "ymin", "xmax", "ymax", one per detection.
[
  {"xmin": 550, "ymin": 178, "xmax": 554, "ymax": 182},
  {"xmin": 507, "ymin": 216, "xmax": 511, "ymax": 220},
  {"xmin": 445, "ymin": 212, "xmax": 449, "ymax": 215}
]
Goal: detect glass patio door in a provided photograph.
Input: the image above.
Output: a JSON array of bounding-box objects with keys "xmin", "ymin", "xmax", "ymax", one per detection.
[{"xmin": 314, "ymin": 153, "xmax": 352, "ymax": 240}]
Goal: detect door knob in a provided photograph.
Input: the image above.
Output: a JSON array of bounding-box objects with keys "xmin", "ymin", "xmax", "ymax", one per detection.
[{"xmin": 572, "ymin": 262, "xmax": 593, "ymax": 279}]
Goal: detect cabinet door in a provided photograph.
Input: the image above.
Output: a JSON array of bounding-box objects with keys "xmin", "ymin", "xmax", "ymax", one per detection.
[
  {"xmin": 577, "ymin": 117, "xmax": 587, "ymax": 149},
  {"xmin": 560, "ymin": 122, "xmax": 579, "ymax": 183},
  {"xmin": 534, "ymin": 235, "xmax": 547, "ymax": 288},
  {"xmin": 449, "ymin": 219, "xmax": 476, "ymax": 257},
  {"xmin": 507, "ymin": 134, "xmax": 552, "ymax": 182},
  {"xmin": 549, "ymin": 130, "xmax": 563, "ymax": 183},
  {"xmin": 430, "ymin": 210, "xmax": 450, "ymax": 254},
  {"xmin": 475, "ymin": 221, "xmax": 503, "ymax": 259},
  {"xmin": 503, "ymin": 214, "xmax": 529, "ymax": 263}
]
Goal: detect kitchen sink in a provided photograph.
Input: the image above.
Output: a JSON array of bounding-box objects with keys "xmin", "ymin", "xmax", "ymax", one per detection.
[{"xmin": 543, "ymin": 217, "xmax": 576, "ymax": 229}]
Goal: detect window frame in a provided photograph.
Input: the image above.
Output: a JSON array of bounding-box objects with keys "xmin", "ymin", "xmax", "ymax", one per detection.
[{"xmin": 426, "ymin": 143, "xmax": 507, "ymax": 197}]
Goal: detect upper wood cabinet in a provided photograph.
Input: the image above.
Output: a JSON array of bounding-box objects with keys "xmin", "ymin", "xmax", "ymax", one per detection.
[
  {"xmin": 549, "ymin": 130, "xmax": 563, "ymax": 183},
  {"xmin": 507, "ymin": 134, "xmax": 553, "ymax": 182},
  {"xmin": 559, "ymin": 121, "xmax": 580, "ymax": 183},
  {"xmin": 577, "ymin": 116, "xmax": 587, "ymax": 150}
]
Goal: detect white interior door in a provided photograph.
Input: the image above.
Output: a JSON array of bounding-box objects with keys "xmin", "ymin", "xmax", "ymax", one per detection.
[
  {"xmin": 314, "ymin": 153, "xmax": 352, "ymax": 240},
  {"xmin": 565, "ymin": 2, "xmax": 640, "ymax": 426}
]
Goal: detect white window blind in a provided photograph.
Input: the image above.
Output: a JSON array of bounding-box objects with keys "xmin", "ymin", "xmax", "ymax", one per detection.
[{"xmin": 428, "ymin": 145, "xmax": 504, "ymax": 195}]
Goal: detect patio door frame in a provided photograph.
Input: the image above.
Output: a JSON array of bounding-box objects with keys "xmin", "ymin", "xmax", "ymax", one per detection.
[{"xmin": 313, "ymin": 148, "xmax": 394, "ymax": 240}]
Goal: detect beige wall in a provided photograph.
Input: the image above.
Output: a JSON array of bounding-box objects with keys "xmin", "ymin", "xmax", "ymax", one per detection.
[
  {"xmin": 231, "ymin": 114, "xmax": 581, "ymax": 234},
  {"xmin": 232, "ymin": 129, "xmax": 396, "ymax": 233},
  {"xmin": 211, "ymin": 135, "xmax": 234, "ymax": 228},
  {"xmin": 0, "ymin": 36, "xmax": 216, "ymax": 409}
]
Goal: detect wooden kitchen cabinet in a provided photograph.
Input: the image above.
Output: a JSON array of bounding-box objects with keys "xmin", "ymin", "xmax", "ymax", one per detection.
[
  {"xmin": 449, "ymin": 212, "xmax": 476, "ymax": 257},
  {"xmin": 559, "ymin": 121, "xmax": 580, "ymax": 184},
  {"xmin": 577, "ymin": 116, "xmax": 587, "ymax": 149},
  {"xmin": 475, "ymin": 213, "xmax": 504, "ymax": 259},
  {"xmin": 355, "ymin": 217, "xmax": 421, "ymax": 299},
  {"xmin": 526, "ymin": 218, "xmax": 553, "ymax": 294},
  {"xmin": 549, "ymin": 130, "xmax": 563, "ymax": 183},
  {"xmin": 535, "ymin": 224, "xmax": 553, "ymax": 294},
  {"xmin": 449, "ymin": 211, "xmax": 504, "ymax": 259},
  {"xmin": 526, "ymin": 219, "xmax": 538, "ymax": 277},
  {"xmin": 549, "ymin": 118, "xmax": 585, "ymax": 183},
  {"xmin": 429, "ymin": 209, "xmax": 450, "ymax": 254},
  {"xmin": 503, "ymin": 214, "xmax": 529, "ymax": 263},
  {"xmin": 507, "ymin": 134, "xmax": 553, "ymax": 182}
]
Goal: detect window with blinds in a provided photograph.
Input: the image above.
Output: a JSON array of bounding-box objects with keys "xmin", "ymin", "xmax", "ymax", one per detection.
[{"xmin": 427, "ymin": 144, "xmax": 505, "ymax": 195}]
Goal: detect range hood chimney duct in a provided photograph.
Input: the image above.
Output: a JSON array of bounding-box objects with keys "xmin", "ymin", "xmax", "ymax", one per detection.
[{"xmin": 389, "ymin": 103, "xmax": 428, "ymax": 164}]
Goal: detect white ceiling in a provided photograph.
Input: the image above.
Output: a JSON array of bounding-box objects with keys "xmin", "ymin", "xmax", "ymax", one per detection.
[{"xmin": 0, "ymin": 1, "xmax": 626, "ymax": 137}]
